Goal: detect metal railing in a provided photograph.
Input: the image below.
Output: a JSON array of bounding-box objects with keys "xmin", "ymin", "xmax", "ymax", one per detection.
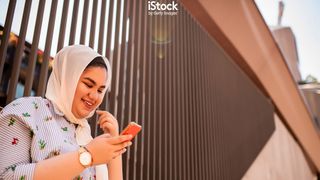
[{"xmin": 0, "ymin": 0, "xmax": 274, "ymax": 179}]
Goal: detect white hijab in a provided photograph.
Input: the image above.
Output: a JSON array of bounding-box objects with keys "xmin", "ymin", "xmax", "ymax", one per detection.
[{"xmin": 45, "ymin": 45, "xmax": 111, "ymax": 180}]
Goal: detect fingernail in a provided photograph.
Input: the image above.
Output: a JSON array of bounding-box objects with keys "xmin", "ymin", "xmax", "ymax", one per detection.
[{"xmin": 128, "ymin": 142, "xmax": 132, "ymax": 146}]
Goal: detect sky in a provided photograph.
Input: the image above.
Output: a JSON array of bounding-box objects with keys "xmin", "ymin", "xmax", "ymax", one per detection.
[
  {"xmin": 0, "ymin": 0, "xmax": 319, "ymax": 81},
  {"xmin": 255, "ymin": 0, "xmax": 320, "ymax": 81}
]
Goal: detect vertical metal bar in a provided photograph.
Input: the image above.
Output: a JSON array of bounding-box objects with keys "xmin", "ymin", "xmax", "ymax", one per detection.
[
  {"xmin": 98, "ymin": 0, "xmax": 107, "ymax": 54},
  {"xmin": 130, "ymin": 0, "xmax": 142, "ymax": 178},
  {"xmin": 137, "ymin": 0, "xmax": 147, "ymax": 179},
  {"xmin": 193, "ymin": 10, "xmax": 202, "ymax": 179},
  {"xmin": 57, "ymin": 0, "xmax": 69, "ymax": 51},
  {"xmin": 103, "ymin": 0, "xmax": 114, "ymax": 113},
  {"xmin": 198, "ymin": 23, "xmax": 204, "ymax": 180},
  {"xmin": 6, "ymin": 0, "xmax": 32, "ymax": 103},
  {"xmin": 80, "ymin": 0, "xmax": 89, "ymax": 44},
  {"xmin": 190, "ymin": 17, "xmax": 197, "ymax": 180},
  {"xmin": 69, "ymin": 0, "xmax": 79, "ymax": 45},
  {"xmin": 109, "ymin": 0, "xmax": 122, "ymax": 116},
  {"xmin": 117, "ymin": 0, "xmax": 132, "ymax": 134},
  {"xmin": 0, "ymin": 0, "xmax": 16, "ymax": 82},
  {"xmin": 169, "ymin": 14, "xmax": 176, "ymax": 180},
  {"xmin": 205, "ymin": 31, "xmax": 213, "ymax": 180},
  {"xmin": 185, "ymin": 10, "xmax": 192, "ymax": 180},
  {"xmin": 105, "ymin": 0, "xmax": 115, "ymax": 59},
  {"xmin": 198, "ymin": 19, "xmax": 208, "ymax": 180},
  {"xmin": 162, "ymin": 5, "xmax": 169, "ymax": 179},
  {"xmin": 180, "ymin": 8, "xmax": 190, "ymax": 179},
  {"xmin": 123, "ymin": 0, "xmax": 136, "ymax": 179},
  {"xmin": 168, "ymin": 13, "xmax": 174, "ymax": 180},
  {"xmin": 195, "ymin": 14, "xmax": 205, "ymax": 180},
  {"xmin": 151, "ymin": 13, "xmax": 158, "ymax": 180},
  {"xmin": 156, "ymin": 8, "xmax": 162, "ymax": 180},
  {"xmin": 24, "ymin": 0, "xmax": 46, "ymax": 96},
  {"xmin": 201, "ymin": 26, "xmax": 210, "ymax": 179},
  {"xmin": 89, "ymin": 0, "xmax": 98, "ymax": 48},
  {"xmin": 177, "ymin": 9, "xmax": 182, "ymax": 179},
  {"xmin": 117, "ymin": 0, "xmax": 129, "ymax": 132},
  {"xmin": 36, "ymin": 0, "xmax": 58, "ymax": 97},
  {"xmin": 172, "ymin": 12, "xmax": 178, "ymax": 180},
  {"xmin": 142, "ymin": 5, "xmax": 151, "ymax": 180},
  {"xmin": 205, "ymin": 32, "xmax": 214, "ymax": 180}
]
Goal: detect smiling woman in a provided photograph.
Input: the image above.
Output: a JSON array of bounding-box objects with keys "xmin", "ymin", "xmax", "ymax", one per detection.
[
  {"xmin": 0, "ymin": 45, "xmax": 132, "ymax": 180},
  {"xmin": 72, "ymin": 57, "xmax": 108, "ymax": 119}
]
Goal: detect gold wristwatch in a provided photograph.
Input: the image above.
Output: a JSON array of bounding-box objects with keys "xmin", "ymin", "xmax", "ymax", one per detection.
[{"xmin": 78, "ymin": 146, "xmax": 92, "ymax": 168}]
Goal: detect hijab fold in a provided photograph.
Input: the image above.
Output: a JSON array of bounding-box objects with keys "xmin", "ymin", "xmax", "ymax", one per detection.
[{"xmin": 45, "ymin": 45, "xmax": 111, "ymax": 180}]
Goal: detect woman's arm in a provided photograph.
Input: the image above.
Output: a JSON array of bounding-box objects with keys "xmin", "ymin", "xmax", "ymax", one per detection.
[
  {"xmin": 96, "ymin": 110, "xmax": 129, "ymax": 180},
  {"xmin": 34, "ymin": 134, "xmax": 131, "ymax": 180},
  {"xmin": 107, "ymin": 154, "xmax": 123, "ymax": 180},
  {"xmin": 34, "ymin": 151, "xmax": 84, "ymax": 180}
]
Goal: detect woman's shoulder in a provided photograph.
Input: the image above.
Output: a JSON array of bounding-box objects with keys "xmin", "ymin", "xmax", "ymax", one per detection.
[
  {"xmin": 0, "ymin": 96, "xmax": 51, "ymax": 118},
  {"xmin": 3, "ymin": 96, "xmax": 49, "ymax": 108}
]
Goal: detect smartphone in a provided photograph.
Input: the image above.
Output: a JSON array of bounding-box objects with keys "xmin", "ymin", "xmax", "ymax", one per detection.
[{"xmin": 120, "ymin": 122, "xmax": 142, "ymax": 140}]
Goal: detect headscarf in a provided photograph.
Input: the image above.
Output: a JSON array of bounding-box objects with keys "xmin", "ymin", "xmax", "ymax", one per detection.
[{"xmin": 45, "ymin": 45, "xmax": 111, "ymax": 180}]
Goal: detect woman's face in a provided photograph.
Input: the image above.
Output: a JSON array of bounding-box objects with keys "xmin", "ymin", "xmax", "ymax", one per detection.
[{"xmin": 71, "ymin": 66, "xmax": 107, "ymax": 119}]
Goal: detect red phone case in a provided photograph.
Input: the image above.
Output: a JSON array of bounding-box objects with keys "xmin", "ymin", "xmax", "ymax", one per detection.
[{"xmin": 121, "ymin": 122, "xmax": 142, "ymax": 140}]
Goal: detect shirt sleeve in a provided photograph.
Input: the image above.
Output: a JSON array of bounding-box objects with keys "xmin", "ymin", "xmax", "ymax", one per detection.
[{"xmin": 0, "ymin": 109, "xmax": 36, "ymax": 180}]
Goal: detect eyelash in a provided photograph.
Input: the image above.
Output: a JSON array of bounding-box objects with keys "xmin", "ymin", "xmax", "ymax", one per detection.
[{"xmin": 84, "ymin": 83, "xmax": 103, "ymax": 93}]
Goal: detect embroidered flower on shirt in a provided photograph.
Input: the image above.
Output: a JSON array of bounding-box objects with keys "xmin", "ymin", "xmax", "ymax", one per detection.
[
  {"xmin": 38, "ymin": 139, "xmax": 47, "ymax": 150},
  {"xmin": 8, "ymin": 117, "xmax": 16, "ymax": 126},
  {"xmin": 61, "ymin": 127, "xmax": 68, "ymax": 131},
  {"xmin": 44, "ymin": 116, "xmax": 53, "ymax": 121},
  {"xmin": 12, "ymin": 103, "xmax": 20, "ymax": 106},
  {"xmin": 32, "ymin": 102, "xmax": 39, "ymax": 109},
  {"xmin": 11, "ymin": 138, "xmax": 19, "ymax": 145},
  {"xmin": 76, "ymin": 175, "xmax": 83, "ymax": 180},
  {"xmin": 22, "ymin": 112, "xmax": 31, "ymax": 117},
  {"xmin": 19, "ymin": 175, "xmax": 25, "ymax": 180},
  {"xmin": 45, "ymin": 149, "xmax": 61, "ymax": 159},
  {"xmin": 5, "ymin": 164, "xmax": 16, "ymax": 171}
]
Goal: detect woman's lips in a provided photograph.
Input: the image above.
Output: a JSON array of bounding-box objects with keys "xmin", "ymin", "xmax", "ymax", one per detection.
[{"xmin": 82, "ymin": 99, "xmax": 95, "ymax": 110}]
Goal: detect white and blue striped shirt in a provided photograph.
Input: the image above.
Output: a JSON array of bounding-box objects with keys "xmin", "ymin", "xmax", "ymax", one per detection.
[{"xmin": 0, "ymin": 97, "xmax": 96, "ymax": 180}]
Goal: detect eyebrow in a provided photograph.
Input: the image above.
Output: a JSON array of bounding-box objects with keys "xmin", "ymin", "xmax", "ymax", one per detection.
[{"xmin": 83, "ymin": 77, "xmax": 106, "ymax": 89}]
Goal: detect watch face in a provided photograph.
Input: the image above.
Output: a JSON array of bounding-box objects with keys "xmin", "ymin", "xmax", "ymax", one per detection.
[{"xmin": 80, "ymin": 151, "xmax": 92, "ymax": 166}]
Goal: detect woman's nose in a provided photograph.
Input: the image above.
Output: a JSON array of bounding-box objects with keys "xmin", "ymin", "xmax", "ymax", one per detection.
[{"xmin": 88, "ymin": 91, "xmax": 98, "ymax": 100}]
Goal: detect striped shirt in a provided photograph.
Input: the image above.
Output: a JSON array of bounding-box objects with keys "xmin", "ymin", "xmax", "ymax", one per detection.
[{"xmin": 0, "ymin": 97, "xmax": 96, "ymax": 180}]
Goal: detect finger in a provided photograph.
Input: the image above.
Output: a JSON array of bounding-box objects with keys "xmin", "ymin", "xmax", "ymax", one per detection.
[
  {"xmin": 96, "ymin": 110, "xmax": 113, "ymax": 117},
  {"xmin": 113, "ymin": 141, "xmax": 132, "ymax": 152},
  {"xmin": 115, "ymin": 148, "xmax": 127, "ymax": 154},
  {"xmin": 99, "ymin": 116, "xmax": 114, "ymax": 127},
  {"xmin": 101, "ymin": 122, "xmax": 114, "ymax": 132},
  {"xmin": 112, "ymin": 149, "xmax": 125, "ymax": 159},
  {"xmin": 108, "ymin": 135, "xmax": 132, "ymax": 144}
]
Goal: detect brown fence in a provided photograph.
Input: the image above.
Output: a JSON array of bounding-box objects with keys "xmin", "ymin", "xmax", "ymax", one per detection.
[{"xmin": 0, "ymin": 0, "xmax": 274, "ymax": 179}]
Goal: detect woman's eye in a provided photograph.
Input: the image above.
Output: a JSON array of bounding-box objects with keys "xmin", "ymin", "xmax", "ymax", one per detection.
[
  {"xmin": 84, "ymin": 83, "xmax": 93, "ymax": 88},
  {"xmin": 98, "ymin": 89, "xmax": 103, "ymax": 93}
]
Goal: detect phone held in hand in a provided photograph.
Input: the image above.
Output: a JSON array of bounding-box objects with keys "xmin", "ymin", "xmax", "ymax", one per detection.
[{"xmin": 120, "ymin": 122, "xmax": 142, "ymax": 140}]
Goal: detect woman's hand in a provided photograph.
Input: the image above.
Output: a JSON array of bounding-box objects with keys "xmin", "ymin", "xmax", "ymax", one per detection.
[
  {"xmin": 85, "ymin": 134, "xmax": 132, "ymax": 165},
  {"xmin": 96, "ymin": 110, "xmax": 119, "ymax": 137}
]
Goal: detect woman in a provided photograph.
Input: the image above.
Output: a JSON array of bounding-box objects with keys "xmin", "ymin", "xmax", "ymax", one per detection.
[{"xmin": 0, "ymin": 45, "xmax": 131, "ymax": 180}]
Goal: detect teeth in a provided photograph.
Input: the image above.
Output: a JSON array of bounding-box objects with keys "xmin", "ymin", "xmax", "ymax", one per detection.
[{"xmin": 84, "ymin": 100, "xmax": 93, "ymax": 106}]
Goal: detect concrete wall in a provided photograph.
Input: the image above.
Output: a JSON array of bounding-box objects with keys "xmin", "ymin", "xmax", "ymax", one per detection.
[{"xmin": 242, "ymin": 114, "xmax": 317, "ymax": 180}]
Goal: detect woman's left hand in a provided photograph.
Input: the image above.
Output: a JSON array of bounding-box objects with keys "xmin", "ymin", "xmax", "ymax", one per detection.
[{"xmin": 96, "ymin": 110, "xmax": 119, "ymax": 137}]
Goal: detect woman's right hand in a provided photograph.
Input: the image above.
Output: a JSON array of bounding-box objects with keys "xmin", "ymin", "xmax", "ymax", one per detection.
[{"xmin": 85, "ymin": 134, "xmax": 132, "ymax": 165}]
